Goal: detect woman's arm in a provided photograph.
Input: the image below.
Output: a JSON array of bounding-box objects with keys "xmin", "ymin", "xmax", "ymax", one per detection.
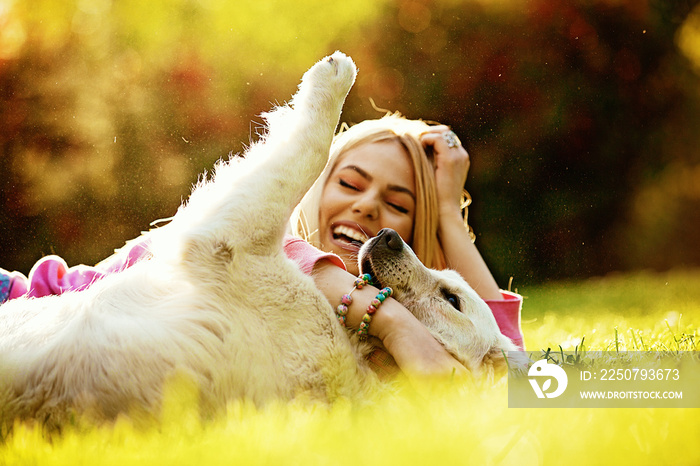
[
  {"xmin": 421, "ymin": 127, "xmax": 503, "ymax": 301},
  {"xmin": 437, "ymin": 209, "xmax": 503, "ymax": 300},
  {"xmin": 311, "ymin": 259, "xmax": 468, "ymax": 378}
]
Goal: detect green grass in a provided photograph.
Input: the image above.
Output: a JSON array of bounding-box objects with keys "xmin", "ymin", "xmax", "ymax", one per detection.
[
  {"xmin": 520, "ymin": 268, "xmax": 698, "ymax": 353},
  {"xmin": 1, "ymin": 269, "xmax": 698, "ymax": 466}
]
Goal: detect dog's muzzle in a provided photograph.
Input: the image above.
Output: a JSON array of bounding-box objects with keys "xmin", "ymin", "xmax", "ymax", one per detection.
[
  {"xmin": 359, "ymin": 228, "xmax": 404, "ymax": 284},
  {"xmin": 377, "ymin": 228, "xmax": 404, "ymax": 252}
]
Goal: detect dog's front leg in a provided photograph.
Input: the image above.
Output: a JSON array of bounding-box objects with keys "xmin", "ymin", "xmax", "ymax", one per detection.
[{"xmin": 160, "ymin": 52, "xmax": 357, "ymax": 266}]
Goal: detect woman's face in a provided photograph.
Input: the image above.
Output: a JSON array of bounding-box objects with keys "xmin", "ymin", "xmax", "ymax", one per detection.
[{"xmin": 318, "ymin": 139, "xmax": 416, "ymax": 275}]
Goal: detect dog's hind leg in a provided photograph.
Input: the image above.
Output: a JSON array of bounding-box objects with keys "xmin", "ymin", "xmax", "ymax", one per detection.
[{"xmin": 159, "ymin": 52, "xmax": 357, "ymax": 262}]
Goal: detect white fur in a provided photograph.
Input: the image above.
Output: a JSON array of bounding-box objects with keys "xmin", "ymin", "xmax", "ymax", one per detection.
[
  {"xmin": 359, "ymin": 229, "xmax": 524, "ymax": 381},
  {"xmin": 0, "ymin": 53, "xmax": 372, "ymax": 429},
  {"xmin": 0, "ymin": 53, "xmax": 519, "ymax": 431}
]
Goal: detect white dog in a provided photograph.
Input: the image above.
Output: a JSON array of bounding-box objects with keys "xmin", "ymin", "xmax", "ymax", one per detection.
[
  {"xmin": 0, "ymin": 53, "xmax": 517, "ymax": 431},
  {"xmin": 359, "ymin": 228, "xmax": 519, "ymax": 378}
]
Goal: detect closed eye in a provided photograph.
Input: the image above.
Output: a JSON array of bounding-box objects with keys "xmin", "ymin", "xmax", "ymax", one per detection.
[
  {"xmin": 388, "ymin": 202, "xmax": 409, "ymax": 214},
  {"xmin": 339, "ymin": 179, "xmax": 359, "ymax": 190},
  {"xmin": 441, "ymin": 289, "xmax": 461, "ymax": 312}
]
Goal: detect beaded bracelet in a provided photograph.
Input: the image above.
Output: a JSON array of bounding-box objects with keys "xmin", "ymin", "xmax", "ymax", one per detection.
[
  {"xmin": 335, "ymin": 273, "xmax": 372, "ymax": 327},
  {"xmin": 356, "ymin": 286, "xmax": 393, "ymax": 340}
]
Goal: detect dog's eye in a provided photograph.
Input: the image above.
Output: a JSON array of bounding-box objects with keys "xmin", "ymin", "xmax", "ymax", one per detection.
[{"xmin": 441, "ymin": 290, "xmax": 461, "ymax": 312}]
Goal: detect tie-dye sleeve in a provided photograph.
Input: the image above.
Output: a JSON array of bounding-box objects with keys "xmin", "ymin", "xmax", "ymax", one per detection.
[
  {"xmin": 1, "ymin": 269, "xmax": 28, "ymax": 303},
  {"xmin": 0, "ymin": 236, "xmax": 152, "ymax": 302}
]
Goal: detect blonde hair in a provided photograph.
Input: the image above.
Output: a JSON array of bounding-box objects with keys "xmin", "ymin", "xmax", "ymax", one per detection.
[{"xmin": 289, "ymin": 113, "xmax": 473, "ymax": 270}]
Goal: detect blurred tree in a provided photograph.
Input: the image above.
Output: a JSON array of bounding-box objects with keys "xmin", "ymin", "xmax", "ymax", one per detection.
[
  {"xmin": 337, "ymin": 0, "xmax": 700, "ymax": 284},
  {"xmin": 1, "ymin": 0, "xmax": 699, "ymax": 285},
  {"xmin": 0, "ymin": 0, "xmax": 386, "ymax": 272}
]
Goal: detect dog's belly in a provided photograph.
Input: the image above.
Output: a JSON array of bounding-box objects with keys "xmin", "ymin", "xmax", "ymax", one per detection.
[
  {"xmin": 0, "ymin": 254, "xmax": 370, "ymax": 425},
  {"xmin": 0, "ymin": 264, "xmax": 207, "ymax": 421},
  {"xmin": 200, "ymin": 254, "xmax": 372, "ymax": 405}
]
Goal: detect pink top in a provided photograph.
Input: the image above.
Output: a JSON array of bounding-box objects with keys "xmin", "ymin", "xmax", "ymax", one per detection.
[{"xmin": 1, "ymin": 235, "xmax": 524, "ymax": 349}]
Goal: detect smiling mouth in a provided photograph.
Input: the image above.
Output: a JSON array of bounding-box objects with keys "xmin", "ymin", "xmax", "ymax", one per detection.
[{"xmin": 332, "ymin": 225, "xmax": 369, "ymax": 247}]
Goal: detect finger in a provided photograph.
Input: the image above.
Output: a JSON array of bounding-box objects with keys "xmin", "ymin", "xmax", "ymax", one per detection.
[
  {"xmin": 422, "ymin": 127, "xmax": 465, "ymax": 150},
  {"xmin": 421, "ymin": 125, "xmax": 451, "ymax": 136},
  {"xmin": 420, "ymin": 132, "xmax": 442, "ymax": 150},
  {"xmin": 420, "ymin": 126, "xmax": 449, "ymax": 145},
  {"xmin": 441, "ymin": 130, "xmax": 461, "ymax": 149},
  {"xmin": 422, "ymin": 132, "xmax": 469, "ymax": 162}
]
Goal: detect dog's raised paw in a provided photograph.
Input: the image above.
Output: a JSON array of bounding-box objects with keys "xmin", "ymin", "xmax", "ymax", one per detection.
[{"xmin": 302, "ymin": 51, "xmax": 357, "ymax": 98}]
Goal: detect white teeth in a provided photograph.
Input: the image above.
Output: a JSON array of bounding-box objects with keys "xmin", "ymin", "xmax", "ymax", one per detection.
[{"xmin": 333, "ymin": 225, "xmax": 369, "ymax": 244}]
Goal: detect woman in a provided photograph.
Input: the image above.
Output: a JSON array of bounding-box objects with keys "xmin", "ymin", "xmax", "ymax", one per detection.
[
  {"xmin": 1, "ymin": 116, "xmax": 523, "ymax": 378},
  {"xmin": 292, "ymin": 114, "xmax": 503, "ymax": 298},
  {"xmin": 287, "ymin": 114, "xmax": 523, "ymax": 376}
]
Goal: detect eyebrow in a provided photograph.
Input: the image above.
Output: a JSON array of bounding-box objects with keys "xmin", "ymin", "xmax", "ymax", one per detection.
[{"xmin": 339, "ymin": 165, "xmax": 416, "ymax": 201}]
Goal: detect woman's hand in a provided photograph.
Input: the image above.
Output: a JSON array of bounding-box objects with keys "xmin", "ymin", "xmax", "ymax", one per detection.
[
  {"xmin": 420, "ymin": 125, "xmax": 470, "ymax": 218},
  {"xmin": 311, "ymin": 260, "xmax": 468, "ymax": 379},
  {"xmin": 375, "ymin": 300, "xmax": 470, "ymax": 378}
]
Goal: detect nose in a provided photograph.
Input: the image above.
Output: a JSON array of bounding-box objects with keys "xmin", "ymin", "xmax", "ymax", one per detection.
[
  {"xmin": 352, "ymin": 192, "xmax": 379, "ymax": 220},
  {"xmin": 377, "ymin": 228, "xmax": 403, "ymax": 251}
]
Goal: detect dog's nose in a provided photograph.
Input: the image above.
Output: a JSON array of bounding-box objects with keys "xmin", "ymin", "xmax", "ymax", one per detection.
[{"xmin": 378, "ymin": 228, "xmax": 403, "ymax": 251}]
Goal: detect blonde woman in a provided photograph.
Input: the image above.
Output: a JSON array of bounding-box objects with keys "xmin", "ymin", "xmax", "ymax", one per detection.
[{"xmin": 289, "ymin": 114, "xmax": 523, "ymax": 376}]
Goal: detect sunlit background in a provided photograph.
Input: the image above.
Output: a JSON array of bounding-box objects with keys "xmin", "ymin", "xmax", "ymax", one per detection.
[{"xmin": 1, "ymin": 0, "xmax": 699, "ymax": 285}]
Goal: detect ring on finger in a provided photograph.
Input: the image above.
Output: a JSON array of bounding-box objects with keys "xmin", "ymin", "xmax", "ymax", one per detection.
[{"xmin": 442, "ymin": 130, "xmax": 461, "ymax": 148}]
